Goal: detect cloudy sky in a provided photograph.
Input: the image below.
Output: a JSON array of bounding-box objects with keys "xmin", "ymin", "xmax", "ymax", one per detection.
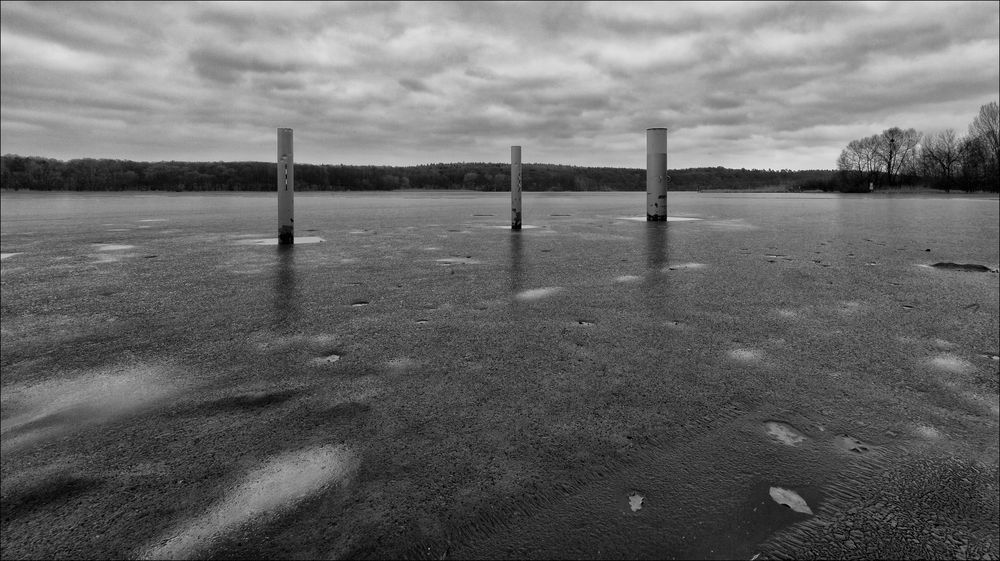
[{"xmin": 1, "ymin": 1, "xmax": 998, "ymax": 170}]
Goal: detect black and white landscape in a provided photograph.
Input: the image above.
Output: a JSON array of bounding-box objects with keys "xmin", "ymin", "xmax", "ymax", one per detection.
[{"xmin": 1, "ymin": 2, "xmax": 998, "ymax": 560}]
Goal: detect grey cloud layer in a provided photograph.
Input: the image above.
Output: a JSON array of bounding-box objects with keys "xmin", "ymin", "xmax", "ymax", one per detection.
[{"xmin": 1, "ymin": 1, "xmax": 997, "ymax": 169}]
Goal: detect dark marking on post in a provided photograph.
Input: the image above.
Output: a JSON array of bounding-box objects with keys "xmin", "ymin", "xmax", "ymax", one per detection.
[
  {"xmin": 278, "ymin": 225, "xmax": 294, "ymax": 245},
  {"xmin": 512, "ymin": 209, "xmax": 522, "ymax": 230}
]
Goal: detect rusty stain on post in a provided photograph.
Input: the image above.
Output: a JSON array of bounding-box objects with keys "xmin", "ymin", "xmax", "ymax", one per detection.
[
  {"xmin": 646, "ymin": 127, "xmax": 668, "ymax": 221},
  {"xmin": 511, "ymin": 146, "xmax": 522, "ymax": 230},
  {"xmin": 277, "ymin": 128, "xmax": 294, "ymax": 245}
]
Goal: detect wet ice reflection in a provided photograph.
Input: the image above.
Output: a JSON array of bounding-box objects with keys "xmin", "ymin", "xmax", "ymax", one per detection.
[
  {"xmin": 515, "ymin": 287, "xmax": 561, "ymax": 301},
  {"xmin": 0, "ymin": 365, "xmax": 179, "ymax": 453},
  {"xmin": 273, "ymin": 246, "xmax": 298, "ymax": 327},
  {"xmin": 509, "ymin": 231, "xmax": 524, "ymax": 294},
  {"xmin": 140, "ymin": 445, "xmax": 356, "ymax": 560},
  {"xmin": 235, "ymin": 237, "xmax": 324, "ymax": 245},
  {"xmin": 643, "ymin": 223, "xmax": 670, "ymax": 318}
]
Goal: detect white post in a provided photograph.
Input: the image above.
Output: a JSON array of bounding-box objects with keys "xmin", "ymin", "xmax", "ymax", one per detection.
[
  {"xmin": 511, "ymin": 145, "xmax": 522, "ymax": 230},
  {"xmin": 277, "ymin": 128, "xmax": 294, "ymax": 245},
  {"xmin": 646, "ymin": 127, "xmax": 668, "ymax": 221}
]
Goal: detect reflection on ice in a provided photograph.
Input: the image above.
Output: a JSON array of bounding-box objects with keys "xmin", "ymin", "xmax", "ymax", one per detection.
[
  {"xmin": 140, "ymin": 445, "xmax": 356, "ymax": 560},
  {"xmin": 235, "ymin": 237, "xmax": 324, "ymax": 245},
  {"xmin": 618, "ymin": 216, "xmax": 702, "ymax": 222},
  {"xmin": 929, "ymin": 355, "xmax": 974, "ymax": 374},
  {"xmin": 728, "ymin": 348, "xmax": 764, "ymax": 362},
  {"xmin": 515, "ymin": 287, "xmax": 562, "ymax": 301},
  {"xmin": 1, "ymin": 364, "xmax": 179, "ymax": 452}
]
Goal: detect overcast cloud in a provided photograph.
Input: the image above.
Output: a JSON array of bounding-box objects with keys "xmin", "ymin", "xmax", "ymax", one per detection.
[{"xmin": 1, "ymin": 1, "xmax": 998, "ymax": 169}]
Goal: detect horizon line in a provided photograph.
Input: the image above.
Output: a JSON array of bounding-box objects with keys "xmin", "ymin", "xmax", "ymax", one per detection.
[{"xmin": 0, "ymin": 154, "xmax": 837, "ymax": 173}]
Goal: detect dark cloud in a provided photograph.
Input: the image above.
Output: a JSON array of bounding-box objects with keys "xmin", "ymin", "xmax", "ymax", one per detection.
[
  {"xmin": 703, "ymin": 94, "xmax": 745, "ymax": 111},
  {"xmin": 188, "ymin": 46, "xmax": 302, "ymax": 84},
  {"xmin": 398, "ymin": 78, "xmax": 431, "ymax": 93}
]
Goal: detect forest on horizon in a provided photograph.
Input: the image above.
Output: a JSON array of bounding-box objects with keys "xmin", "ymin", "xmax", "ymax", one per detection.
[{"xmin": 1, "ymin": 155, "xmax": 841, "ymax": 193}]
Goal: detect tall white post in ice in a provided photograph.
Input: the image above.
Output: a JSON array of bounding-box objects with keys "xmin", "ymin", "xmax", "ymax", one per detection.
[
  {"xmin": 277, "ymin": 128, "xmax": 294, "ymax": 244},
  {"xmin": 646, "ymin": 127, "xmax": 668, "ymax": 221},
  {"xmin": 511, "ymin": 145, "xmax": 522, "ymax": 230}
]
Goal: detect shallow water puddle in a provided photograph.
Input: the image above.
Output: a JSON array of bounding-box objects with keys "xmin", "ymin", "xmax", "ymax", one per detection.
[
  {"xmin": 764, "ymin": 421, "xmax": 808, "ymax": 446},
  {"xmin": 913, "ymin": 424, "xmax": 944, "ymax": 439},
  {"xmin": 234, "ymin": 237, "xmax": 324, "ymax": 245},
  {"xmin": 310, "ymin": 354, "xmax": 341, "ymax": 366},
  {"xmin": 386, "ymin": 357, "xmax": 418, "ymax": 371},
  {"xmin": 614, "ymin": 275, "xmax": 641, "ymax": 283},
  {"xmin": 768, "ymin": 487, "xmax": 813, "ymax": 515},
  {"xmin": 0, "ymin": 253, "xmax": 23, "ymax": 260},
  {"xmin": 139, "ymin": 219, "xmax": 167, "ymax": 222},
  {"xmin": 834, "ymin": 434, "xmax": 875, "ymax": 454},
  {"xmin": 728, "ymin": 348, "xmax": 764, "ymax": 362},
  {"xmin": 140, "ymin": 445, "xmax": 356, "ymax": 560},
  {"xmin": 93, "ymin": 244, "xmax": 135, "ymax": 251},
  {"xmin": 92, "ymin": 254, "xmax": 125, "ymax": 264},
  {"xmin": 515, "ymin": 287, "xmax": 562, "ymax": 301},
  {"xmin": 1, "ymin": 365, "xmax": 178, "ymax": 452},
  {"xmin": 929, "ymin": 354, "xmax": 974, "ymax": 374},
  {"xmin": 628, "ymin": 492, "xmax": 644, "ymax": 512},
  {"xmin": 483, "ymin": 224, "xmax": 541, "ymax": 229},
  {"xmin": 617, "ymin": 216, "xmax": 702, "ymax": 222},
  {"xmin": 664, "ymin": 262, "xmax": 707, "ymax": 271},
  {"xmin": 436, "ymin": 256, "xmax": 481, "ymax": 265}
]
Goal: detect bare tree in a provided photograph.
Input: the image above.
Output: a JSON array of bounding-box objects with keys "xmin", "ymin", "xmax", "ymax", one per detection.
[
  {"xmin": 837, "ymin": 134, "xmax": 883, "ymax": 189},
  {"xmin": 968, "ymin": 101, "xmax": 999, "ymax": 164},
  {"xmin": 956, "ymin": 101, "xmax": 1000, "ymax": 191},
  {"xmin": 920, "ymin": 129, "xmax": 962, "ymax": 190},
  {"xmin": 876, "ymin": 127, "xmax": 920, "ymax": 186}
]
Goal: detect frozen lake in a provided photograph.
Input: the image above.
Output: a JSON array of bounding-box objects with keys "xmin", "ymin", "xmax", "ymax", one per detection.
[{"xmin": 1, "ymin": 190, "xmax": 998, "ymax": 559}]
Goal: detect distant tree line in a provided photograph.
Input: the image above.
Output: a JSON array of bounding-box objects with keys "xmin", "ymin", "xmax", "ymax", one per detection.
[
  {"xmin": 0, "ymin": 155, "xmax": 836, "ymax": 193},
  {"xmin": 836, "ymin": 101, "xmax": 999, "ymax": 192}
]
